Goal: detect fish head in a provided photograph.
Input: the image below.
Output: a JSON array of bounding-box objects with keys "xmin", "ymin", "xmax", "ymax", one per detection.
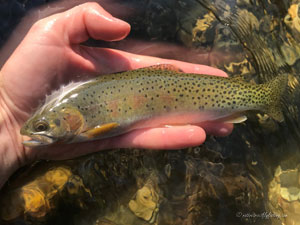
[{"xmin": 21, "ymin": 107, "xmax": 84, "ymax": 147}]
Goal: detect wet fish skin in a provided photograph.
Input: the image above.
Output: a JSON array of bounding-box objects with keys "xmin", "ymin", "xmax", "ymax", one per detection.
[{"xmin": 20, "ymin": 65, "xmax": 287, "ymax": 147}]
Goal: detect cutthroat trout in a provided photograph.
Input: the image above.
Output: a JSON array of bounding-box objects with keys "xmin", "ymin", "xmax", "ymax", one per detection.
[{"xmin": 21, "ymin": 64, "xmax": 287, "ymax": 147}]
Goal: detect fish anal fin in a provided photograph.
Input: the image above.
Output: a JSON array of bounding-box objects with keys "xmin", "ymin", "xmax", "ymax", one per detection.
[
  {"xmin": 82, "ymin": 123, "xmax": 119, "ymax": 139},
  {"xmin": 144, "ymin": 64, "xmax": 183, "ymax": 73},
  {"xmin": 223, "ymin": 114, "xmax": 247, "ymax": 123}
]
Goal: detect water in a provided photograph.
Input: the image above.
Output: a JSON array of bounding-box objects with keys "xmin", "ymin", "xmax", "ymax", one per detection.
[{"xmin": 0, "ymin": 0, "xmax": 300, "ymax": 224}]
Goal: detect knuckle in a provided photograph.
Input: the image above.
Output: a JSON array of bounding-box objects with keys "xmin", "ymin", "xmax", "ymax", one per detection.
[{"xmin": 80, "ymin": 2, "xmax": 101, "ymax": 12}]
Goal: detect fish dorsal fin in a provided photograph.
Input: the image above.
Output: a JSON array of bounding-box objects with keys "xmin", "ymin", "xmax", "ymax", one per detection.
[{"xmin": 142, "ymin": 64, "xmax": 183, "ymax": 73}]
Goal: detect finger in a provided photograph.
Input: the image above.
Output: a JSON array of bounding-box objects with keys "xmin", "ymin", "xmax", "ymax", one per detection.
[
  {"xmin": 79, "ymin": 47, "xmax": 228, "ymax": 77},
  {"xmin": 33, "ymin": 125, "xmax": 206, "ymax": 160},
  {"xmin": 115, "ymin": 125, "xmax": 206, "ymax": 149},
  {"xmin": 33, "ymin": 122, "xmax": 230, "ymax": 161},
  {"xmin": 200, "ymin": 122, "xmax": 233, "ymax": 137},
  {"xmin": 36, "ymin": 2, "xmax": 130, "ymax": 44}
]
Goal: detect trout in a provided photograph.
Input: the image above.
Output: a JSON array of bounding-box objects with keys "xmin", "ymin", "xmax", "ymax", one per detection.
[{"xmin": 20, "ymin": 65, "xmax": 287, "ymax": 147}]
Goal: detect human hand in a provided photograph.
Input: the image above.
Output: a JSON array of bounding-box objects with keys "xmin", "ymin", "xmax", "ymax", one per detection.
[{"xmin": 0, "ymin": 2, "xmax": 232, "ymax": 187}]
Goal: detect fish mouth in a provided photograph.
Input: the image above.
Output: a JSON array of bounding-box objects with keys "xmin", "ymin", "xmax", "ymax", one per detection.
[{"xmin": 22, "ymin": 133, "xmax": 57, "ymax": 147}]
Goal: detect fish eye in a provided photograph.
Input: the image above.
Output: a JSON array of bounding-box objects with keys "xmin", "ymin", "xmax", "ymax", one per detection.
[{"xmin": 34, "ymin": 121, "xmax": 49, "ymax": 132}]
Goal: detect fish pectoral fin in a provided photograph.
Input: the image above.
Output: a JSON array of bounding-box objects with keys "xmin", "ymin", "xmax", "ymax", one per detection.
[
  {"xmin": 82, "ymin": 123, "xmax": 119, "ymax": 139},
  {"xmin": 223, "ymin": 114, "xmax": 247, "ymax": 123}
]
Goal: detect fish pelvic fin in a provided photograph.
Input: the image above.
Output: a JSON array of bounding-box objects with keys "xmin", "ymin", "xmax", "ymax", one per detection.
[{"xmin": 263, "ymin": 74, "xmax": 288, "ymax": 122}]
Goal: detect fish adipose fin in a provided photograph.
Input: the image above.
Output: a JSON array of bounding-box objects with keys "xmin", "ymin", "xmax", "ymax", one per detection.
[
  {"xmin": 231, "ymin": 74, "xmax": 248, "ymax": 82},
  {"xmin": 263, "ymin": 74, "xmax": 288, "ymax": 122},
  {"xmin": 82, "ymin": 123, "xmax": 119, "ymax": 139}
]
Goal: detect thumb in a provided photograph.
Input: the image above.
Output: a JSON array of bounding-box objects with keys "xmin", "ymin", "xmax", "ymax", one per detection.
[{"xmin": 38, "ymin": 2, "xmax": 131, "ymax": 44}]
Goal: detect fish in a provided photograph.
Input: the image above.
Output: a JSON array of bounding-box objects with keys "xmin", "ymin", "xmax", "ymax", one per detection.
[{"xmin": 20, "ymin": 64, "xmax": 287, "ymax": 147}]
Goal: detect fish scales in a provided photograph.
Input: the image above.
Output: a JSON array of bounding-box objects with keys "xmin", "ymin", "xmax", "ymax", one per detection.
[
  {"xmin": 20, "ymin": 65, "xmax": 287, "ymax": 147},
  {"xmin": 67, "ymin": 70, "xmax": 268, "ymax": 124}
]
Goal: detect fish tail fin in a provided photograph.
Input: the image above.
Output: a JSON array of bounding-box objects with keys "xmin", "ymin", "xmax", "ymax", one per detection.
[{"xmin": 263, "ymin": 74, "xmax": 288, "ymax": 122}]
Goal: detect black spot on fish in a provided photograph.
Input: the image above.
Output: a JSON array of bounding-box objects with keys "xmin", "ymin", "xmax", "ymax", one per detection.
[{"xmin": 54, "ymin": 119, "xmax": 60, "ymax": 126}]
